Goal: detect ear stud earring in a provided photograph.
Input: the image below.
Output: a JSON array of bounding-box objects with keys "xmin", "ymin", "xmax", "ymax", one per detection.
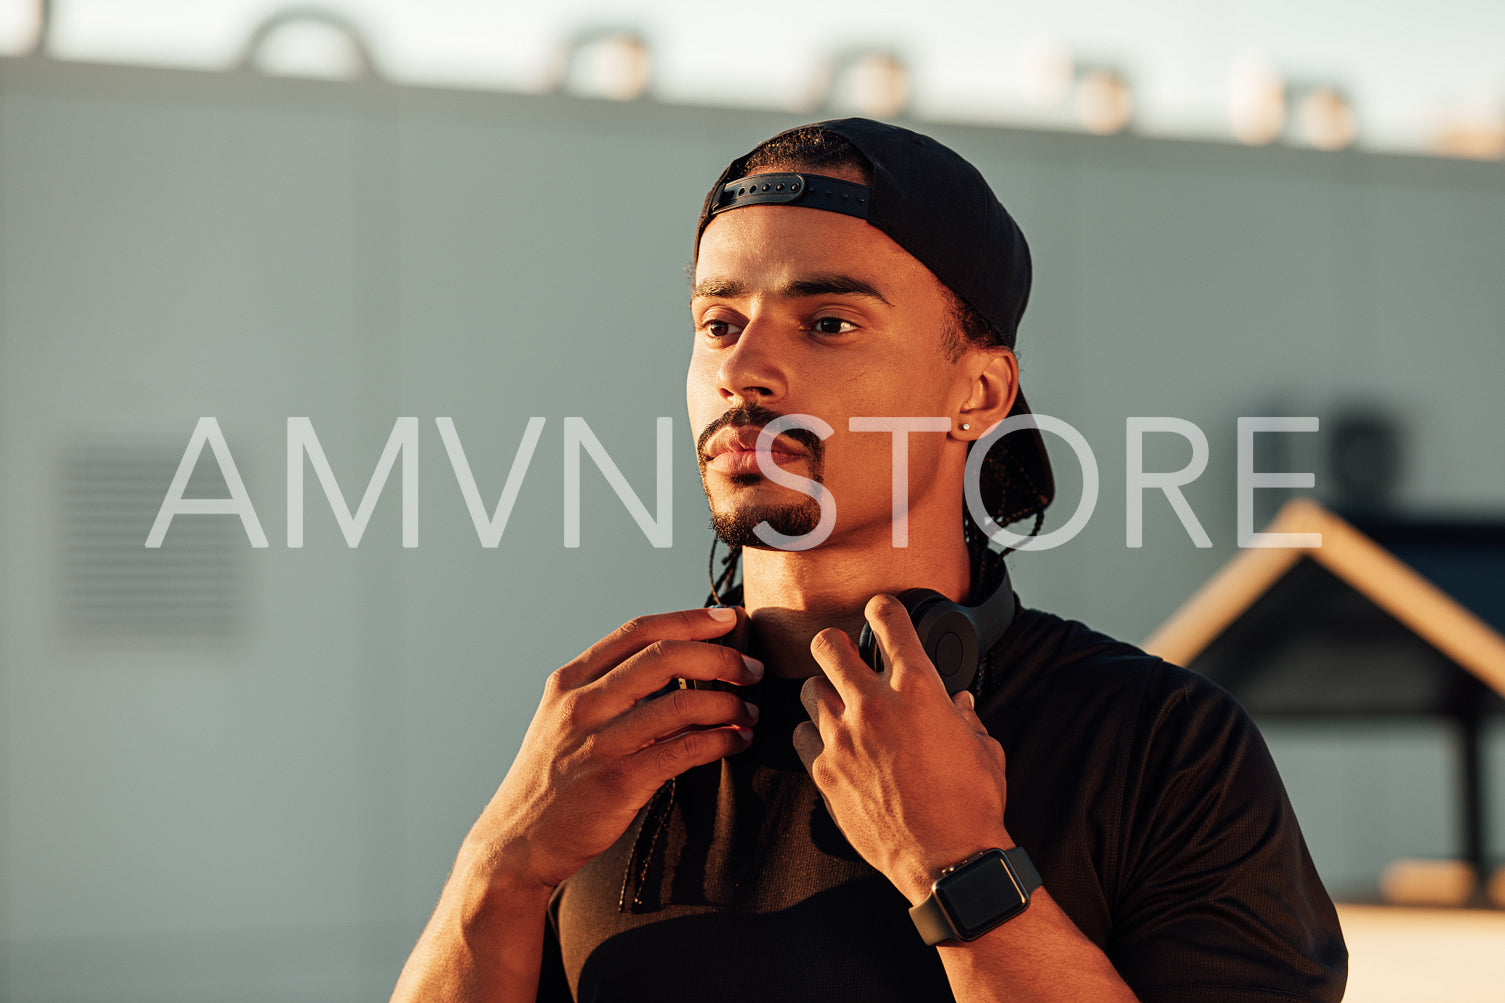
[{"xmin": 960, "ymin": 423, "xmax": 972, "ymax": 431}]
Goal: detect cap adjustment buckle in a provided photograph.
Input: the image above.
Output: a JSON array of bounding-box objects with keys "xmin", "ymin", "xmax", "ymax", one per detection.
[{"xmin": 709, "ymin": 172, "xmax": 871, "ymax": 221}]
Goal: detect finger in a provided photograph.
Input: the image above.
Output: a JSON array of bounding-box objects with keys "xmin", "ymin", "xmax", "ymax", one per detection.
[
  {"xmin": 864, "ymin": 594, "xmax": 945, "ymax": 692},
  {"xmin": 791, "ymin": 723, "xmax": 841, "ymax": 825},
  {"xmin": 597, "ymin": 638, "xmax": 763, "ymax": 706},
  {"xmin": 808, "ymin": 626, "xmax": 874, "ymax": 707},
  {"xmin": 599, "ymin": 686, "xmax": 758, "ymax": 754},
  {"xmin": 791, "ymin": 720, "xmax": 823, "ymax": 774},
  {"xmin": 629, "ymin": 721, "xmax": 754, "ymax": 783},
  {"xmin": 951, "ymin": 689, "xmax": 988, "ymax": 736},
  {"xmin": 558, "ymin": 607, "xmax": 741, "ymax": 689},
  {"xmin": 798, "ymin": 674, "xmax": 842, "ymax": 738}
]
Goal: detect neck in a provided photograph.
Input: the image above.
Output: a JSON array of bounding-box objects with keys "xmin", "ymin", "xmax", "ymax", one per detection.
[{"xmin": 738, "ymin": 515, "xmax": 973, "ymax": 680}]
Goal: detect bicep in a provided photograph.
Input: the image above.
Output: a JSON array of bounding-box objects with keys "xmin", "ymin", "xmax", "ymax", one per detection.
[{"xmin": 1107, "ymin": 686, "xmax": 1347, "ymax": 1002}]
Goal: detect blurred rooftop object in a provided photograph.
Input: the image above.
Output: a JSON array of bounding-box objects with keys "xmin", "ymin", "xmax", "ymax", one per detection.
[
  {"xmin": 1431, "ymin": 112, "xmax": 1505, "ymax": 160},
  {"xmin": 235, "ymin": 5, "xmax": 381, "ymax": 81},
  {"xmin": 543, "ymin": 26, "xmax": 653, "ymax": 102},
  {"xmin": 1, "ymin": 0, "xmax": 1502, "ymax": 161},
  {"xmin": 812, "ymin": 48, "xmax": 912, "ymax": 120}
]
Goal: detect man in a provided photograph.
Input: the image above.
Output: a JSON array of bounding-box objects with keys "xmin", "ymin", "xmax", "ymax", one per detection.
[{"xmin": 393, "ymin": 119, "xmax": 1347, "ymax": 1002}]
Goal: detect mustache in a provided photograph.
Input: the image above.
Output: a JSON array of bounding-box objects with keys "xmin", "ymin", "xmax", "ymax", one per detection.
[{"xmin": 696, "ymin": 402, "xmax": 826, "ymax": 461}]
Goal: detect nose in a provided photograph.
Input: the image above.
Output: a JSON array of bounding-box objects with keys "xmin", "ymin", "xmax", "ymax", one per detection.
[{"xmin": 717, "ymin": 319, "xmax": 787, "ymax": 407}]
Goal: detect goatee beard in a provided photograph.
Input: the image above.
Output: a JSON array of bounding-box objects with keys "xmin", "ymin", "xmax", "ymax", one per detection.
[
  {"xmin": 697, "ymin": 402, "xmax": 827, "ymax": 550},
  {"xmin": 709, "ymin": 495, "xmax": 824, "ymax": 549}
]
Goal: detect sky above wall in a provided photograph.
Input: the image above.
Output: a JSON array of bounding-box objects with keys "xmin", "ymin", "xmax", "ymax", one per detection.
[{"xmin": 1, "ymin": 0, "xmax": 1502, "ymax": 153}]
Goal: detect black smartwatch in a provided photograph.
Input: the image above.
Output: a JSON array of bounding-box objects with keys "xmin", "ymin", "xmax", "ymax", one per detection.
[{"xmin": 908, "ymin": 846, "xmax": 1042, "ymax": 945}]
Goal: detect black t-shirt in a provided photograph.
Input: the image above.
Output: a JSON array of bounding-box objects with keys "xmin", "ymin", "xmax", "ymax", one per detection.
[{"xmin": 539, "ymin": 602, "xmax": 1348, "ymax": 1002}]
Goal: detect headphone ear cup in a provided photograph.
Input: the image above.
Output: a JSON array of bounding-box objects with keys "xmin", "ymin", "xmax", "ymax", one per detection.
[
  {"xmin": 922, "ymin": 611, "xmax": 979, "ymax": 694},
  {"xmin": 897, "ymin": 589, "xmax": 979, "ymax": 695},
  {"xmin": 856, "ymin": 590, "xmax": 986, "ymax": 694},
  {"xmin": 858, "ymin": 592, "xmax": 942, "ymax": 672},
  {"xmin": 850, "ymin": 571, "xmax": 1013, "ymax": 691},
  {"xmin": 857, "ymin": 621, "xmax": 881, "ymax": 670}
]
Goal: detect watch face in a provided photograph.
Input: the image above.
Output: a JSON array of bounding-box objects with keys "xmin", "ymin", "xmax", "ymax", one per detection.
[{"xmin": 936, "ymin": 853, "xmax": 1028, "ymax": 939}]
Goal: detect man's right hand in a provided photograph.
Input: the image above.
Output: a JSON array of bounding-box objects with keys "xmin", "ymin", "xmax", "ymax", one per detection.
[
  {"xmin": 463, "ymin": 606, "xmax": 762, "ymax": 895},
  {"xmin": 392, "ymin": 607, "xmax": 761, "ymax": 1003}
]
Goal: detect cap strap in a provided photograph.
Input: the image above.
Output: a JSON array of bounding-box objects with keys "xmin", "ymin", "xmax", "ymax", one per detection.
[{"xmin": 709, "ymin": 172, "xmax": 871, "ymax": 220}]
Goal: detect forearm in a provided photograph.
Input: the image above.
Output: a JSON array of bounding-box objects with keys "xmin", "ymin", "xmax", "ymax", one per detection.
[
  {"xmin": 936, "ymin": 888, "xmax": 1138, "ymax": 1003},
  {"xmin": 391, "ymin": 845, "xmax": 556, "ymax": 1003}
]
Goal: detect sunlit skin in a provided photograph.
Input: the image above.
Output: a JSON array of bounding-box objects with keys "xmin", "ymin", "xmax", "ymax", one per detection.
[{"xmin": 689, "ymin": 186, "xmax": 1018, "ymax": 679}]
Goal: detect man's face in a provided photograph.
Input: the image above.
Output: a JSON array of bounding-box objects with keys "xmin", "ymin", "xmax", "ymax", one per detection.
[{"xmin": 688, "ymin": 195, "xmax": 974, "ymax": 553}]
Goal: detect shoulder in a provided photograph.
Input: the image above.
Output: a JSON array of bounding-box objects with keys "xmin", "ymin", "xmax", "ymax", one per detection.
[
  {"xmin": 977, "ymin": 601, "xmax": 1275, "ymax": 844},
  {"xmin": 978, "ymin": 601, "xmax": 1243, "ymax": 735},
  {"xmin": 985, "ymin": 605, "xmax": 1347, "ymax": 999}
]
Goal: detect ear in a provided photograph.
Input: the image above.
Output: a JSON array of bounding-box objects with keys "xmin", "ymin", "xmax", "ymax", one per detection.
[{"xmin": 953, "ymin": 347, "xmax": 1018, "ymax": 441}]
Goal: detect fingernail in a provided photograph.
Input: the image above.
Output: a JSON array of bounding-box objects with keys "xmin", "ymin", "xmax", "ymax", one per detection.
[
  {"xmin": 743, "ymin": 700, "xmax": 760, "ymax": 722},
  {"xmin": 961, "ymin": 691, "xmax": 976, "ymax": 710},
  {"xmin": 707, "ymin": 607, "xmax": 737, "ymax": 621},
  {"xmin": 742, "ymin": 654, "xmax": 764, "ymax": 678},
  {"xmin": 733, "ymin": 726, "xmax": 754, "ymax": 742}
]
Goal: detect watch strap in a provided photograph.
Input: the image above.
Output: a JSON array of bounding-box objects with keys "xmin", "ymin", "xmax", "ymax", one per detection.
[
  {"xmin": 1005, "ymin": 845, "xmax": 1042, "ymax": 891},
  {"xmin": 909, "ymin": 846, "xmax": 1041, "ymax": 946}
]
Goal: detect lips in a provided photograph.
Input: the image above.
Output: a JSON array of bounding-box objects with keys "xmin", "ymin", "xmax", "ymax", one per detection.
[{"xmin": 704, "ymin": 425, "xmax": 809, "ymax": 476}]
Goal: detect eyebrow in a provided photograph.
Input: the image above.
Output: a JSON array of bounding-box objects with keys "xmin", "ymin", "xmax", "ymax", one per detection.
[{"xmin": 691, "ymin": 273, "xmax": 891, "ymax": 306}]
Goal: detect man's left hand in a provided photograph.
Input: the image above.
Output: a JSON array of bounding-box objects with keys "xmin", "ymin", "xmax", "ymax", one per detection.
[{"xmin": 792, "ymin": 594, "xmax": 1015, "ymax": 906}]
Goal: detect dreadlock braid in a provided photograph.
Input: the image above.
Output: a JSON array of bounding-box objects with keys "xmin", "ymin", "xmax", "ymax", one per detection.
[{"xmin": 707, "ymin": 537, "xmax": 743, "ymax": 607}]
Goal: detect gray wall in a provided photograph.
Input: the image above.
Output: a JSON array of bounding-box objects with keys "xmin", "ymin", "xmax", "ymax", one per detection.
[{"xmin": 2, "ymin": 55, "xmax": 1502, "ymax": 999}]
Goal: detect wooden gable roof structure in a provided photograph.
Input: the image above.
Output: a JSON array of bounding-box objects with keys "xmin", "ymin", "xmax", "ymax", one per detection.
[{"xmin": 1144, "ymin": 498, "xmax": 1505, "ymax": 901}]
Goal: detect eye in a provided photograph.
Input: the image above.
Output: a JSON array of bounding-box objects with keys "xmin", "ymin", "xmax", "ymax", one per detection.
[
  {"xmin": 810, "ymin": 316, "xmax": 858, "ymax": 337},
  {"xmin": 699, "ymin": 317, "xmax": 744, "ymax": 340}
]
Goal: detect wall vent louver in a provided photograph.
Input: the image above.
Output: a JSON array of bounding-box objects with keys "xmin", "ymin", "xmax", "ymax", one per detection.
[{"xmin": 59, "ymin": 441, "xmax": 244, "ymax": 640}]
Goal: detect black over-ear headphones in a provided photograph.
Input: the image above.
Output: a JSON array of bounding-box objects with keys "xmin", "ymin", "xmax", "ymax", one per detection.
[{"xmin": 856, "ymin": 563, "xmax": 1015, "ymax": 696}]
